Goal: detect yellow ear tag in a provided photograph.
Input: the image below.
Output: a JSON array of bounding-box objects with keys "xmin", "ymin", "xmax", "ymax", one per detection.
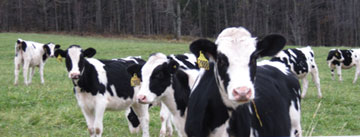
[
  {"xmin": 197, "ymin": 51, "xmax": 209, "ymax": 70},
  {"xmin": 57, "ymin": 55, "xmax": 63, "ymax": 63},
  {"xmin": 335, "ymin": 52, "xmax": 339, "ymax": 56},
  {"xmin": 173, "ymin": 65, "xmax": 177, "ymax": 69},
  {"xmin": 130, "ymin": 73, "xmax": 141, "ymax": 87}
]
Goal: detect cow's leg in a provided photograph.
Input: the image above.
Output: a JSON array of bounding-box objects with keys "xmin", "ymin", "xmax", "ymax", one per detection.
[
  {"xmin": 300, "ymin": 76, "xmax": 309, "ymax": 99},
  {"xmin": 160, "ymin": 102, "xmax": 172, "ymax": 137},
  {"xmin": 311, "ymin": 65, "xmax": 322, "ymax": 98},
  {"xmin": 336, "ymin": 65, "xmax": 342, "ymax": 81},
  {"xmin": 28, "ymin": 67, "xmax": 35, "ymax": 84},
  {"xmin": 39, "ymin": 63, "xmax": 45, "ymax": 84},
  {"xmin": 132, "ymin": 103, "xmax": 150, "ymax": 137},
  {"xmin": 14, "ymin": 57, "xmax": 21, "ymax": 85},
  {"xmin": 290, "ymin": 101, "xmax": 302, "ymax": 137},
  {"xmin": 331, "ymin": 69, "xmax": 335, "ymax": 80},
  {"xmin": 93, "ymin": 103, "xmax": 106, "ymax": 137},
  {"xmin": 80, "ymin": 107, "xmax": 95, "ymax": 137},
  {"xmin": 353, "ymin": 64, "xmax": 360, "ymax": 84},
  {"xmin": 22, "ymin": 61, "xmax": 30, "ymax": 85},
  {"xmin": 125, "ymin": 107, "xmax": 140, "ymax": 134}
]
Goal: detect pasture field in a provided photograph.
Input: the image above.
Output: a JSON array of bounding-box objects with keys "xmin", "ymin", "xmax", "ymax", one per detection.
[{"xmin": 0, "ymin": 33, "xmax": 359, "ymax": 136}]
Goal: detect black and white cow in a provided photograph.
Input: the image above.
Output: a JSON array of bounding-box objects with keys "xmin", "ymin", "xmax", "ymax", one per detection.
[
  {"xmin": 327, "ymin": 49, "xmax": 360, "ymax": 83},
  {"xmin": 55, "ymin": 45, "xmax": 149, "ymax": 137},
  {"xmin": 271, "ymin": 47, "xmax": 322, "ymax": 98},
  {"xmin": 130, "ymin": 53, "xmax": 200, "ymax": 137},
  {"xmin": 186, "ymin": 27, "xmax": 302, "ymax": 137},
  {"xmin": 14, "ymin": 38, "xmax": 60, "ymax": 85}
]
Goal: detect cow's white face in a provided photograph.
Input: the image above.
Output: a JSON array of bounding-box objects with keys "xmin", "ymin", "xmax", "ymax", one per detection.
[
  {"xmin": 44, "ymin": 43, "xmax": 61, "ymax": 57},
  {"xmin": 214, "ymin": 27, "xmax": 257, "ymax": 105},
  {"xmin": 55, "ymin": 45, "xmax": 96, "ymax": 80},
  {"xmin": 190, "ymin": 27, "xmax": 286, "ymax": 108},
  {"xmin": 137, "ymin": 53, "xmax": 172, "ymax": 104}
]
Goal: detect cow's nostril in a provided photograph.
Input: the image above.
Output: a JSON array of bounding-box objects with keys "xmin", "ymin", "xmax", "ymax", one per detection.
[
  {"xmin": 232, "ymin": 87, "xmax": 251, "ymax": 102},
  {"xmin": 137, "ymin": 95, "xmax": 147, "ymax": 103}
]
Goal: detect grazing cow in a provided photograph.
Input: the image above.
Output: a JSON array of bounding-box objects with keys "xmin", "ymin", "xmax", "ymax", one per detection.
[
  {"xmin": 131, "ymin": 53, "xmax": 200, "ymax": 137},
  {"xmin": 14, "ymin": 38, "xmax": 60, "ymax": 85},
  {"xmin": 271, "ymin": 47, "xmax": 322, "ymax": 98},
  {"xmin": 186, "ymin": 27, "xmax": 302, "ymax": 137},
  {"xmin": 55, "ymin": 45, "xmax": 149, "ymax": 137},
  {"xmin": 326, "ymin": 49, "xmax": 360, "ymax": 83}
]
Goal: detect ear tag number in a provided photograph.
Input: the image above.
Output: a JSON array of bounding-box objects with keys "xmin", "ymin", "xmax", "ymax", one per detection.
[
  {"xmin": 130, "ymin": 74, "xmax": 141, "ymax": 87},
  {"xmin": 57, "ymin": 55, "xmax": 63, "ymax": 63},
  {"xmin": 197, "ymin": 51, "xmax": 209, "ymax": 70}
]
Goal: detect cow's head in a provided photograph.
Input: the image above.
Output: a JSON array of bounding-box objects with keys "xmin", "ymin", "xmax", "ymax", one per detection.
[
  {"xmin": 55, "ymin": 45, "xmax": 96, "ymax": 79},
  {"xmin": 190, "ymin": 27, "xmax": 286, "ymax": 107},
  {"xmin": 327, "ymin": 49, "xmax": 344, "ymax": 62},
  {"xmin": 132, "ymin": 53, "xmax": 180, "ymax": 104},
  {"xmin": 43, "ymin": 43, "xmax": 61, "ymax": 57}
]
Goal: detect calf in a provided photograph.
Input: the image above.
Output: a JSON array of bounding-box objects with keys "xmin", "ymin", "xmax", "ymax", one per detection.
[
  {"xmin": 326, "ymin": 49, "xmax": 360, "ymax": 83},
  {"xmin": 271, "ymin": 47, "xmax": 322, "ymax": 98},
  {"xmin": 55, "ymin": 45, "xmax": 149, "ymax": 137},
  {"xmin": 130, "ymin": 53, "xmax": 200, "ymax": 137},
  {"xmin": 14, "ymin": 38, "xmax": 60, "ymax": 85},
  {"xmin": 186, "ymin": 27, "xmax": 302, "ymax": 137}
]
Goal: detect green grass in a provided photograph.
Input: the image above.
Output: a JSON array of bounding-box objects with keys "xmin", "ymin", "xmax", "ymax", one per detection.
[{"xmin": 0, "ymin": 33, "xmax": 359, "ymax": 136}]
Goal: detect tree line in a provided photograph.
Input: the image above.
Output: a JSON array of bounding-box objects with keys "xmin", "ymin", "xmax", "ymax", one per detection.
[{"xmin": 0, "ymin": 0, "xmax": 359, "ymax": 46}]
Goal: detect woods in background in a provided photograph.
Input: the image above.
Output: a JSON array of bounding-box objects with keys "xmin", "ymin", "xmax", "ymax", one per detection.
[{"xmin": 0, "ymin": 0, "xmax": 359, "ymax": 46}]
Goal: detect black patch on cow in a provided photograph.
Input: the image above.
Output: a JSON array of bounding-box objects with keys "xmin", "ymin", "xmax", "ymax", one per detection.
[
  {"xmin": 272, "ymin": 49, "xmax": 309, "ymax": 75},
  {"xmin": 149, "ymin": 63, "xmax": 172, "ymax": 96},
  {"xmin": 185, "ymin": 63, "xmax": 229, "ymax": 137},
  {"xmin": 174, "ymin": 54, "xmax": 197, "ymax": 69},
  {"xmin": 172, "ymin": 70, "xmax": 190, "ymax": 116},
  {"xmin": 102, "ymin": 60, "xmax": 135, "ymax": 98},
  {"xmin": 77, "ymin": 61, "xmax": 106, "ymax": 95},
  {"xmin": 127, "ymin": 107, "xmax": 140, "ymax": 128},
  {"xmin": 331, "ymin": 60, "xmax": 340, "ymax": 66},
  {"xmin": 340, "ymin": 50, "xmax": 353, "ymax": 66},
  {"xmin": 216, "ymin": 53, "xmax": 230, "ymax": 91},
  {"xmin": 21, "ymin": 42, "xmax": 27, "ymax": 52},
  {"xmin": 310, "ymin": 51, "xmax": 314, "ymax": 57}
]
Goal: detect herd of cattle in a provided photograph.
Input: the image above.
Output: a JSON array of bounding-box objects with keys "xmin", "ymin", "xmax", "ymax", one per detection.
[{"xmin": 13, "ymin": 27, "xmax": 360, "ymax": 137}]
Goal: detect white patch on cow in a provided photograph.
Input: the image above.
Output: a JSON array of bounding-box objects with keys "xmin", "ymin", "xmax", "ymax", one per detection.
[
  {"xmin": 87, "ymin": 58, "xmax": 108, "ymax": 86},
  {"xmin": 121, "ymin": 56, "xmax": 142, "ymax": 64},
  {"xmin": 68, "ymin": 47, "xmax": 82, "ymax": 78},
  {"xmin": 138, "ymin": 53, "xmax": 169, "ymax": 103},
  {"xmin": 289, "ymin": 100, "xmax": 302, "ymax": 137},
  {"xmin": 258, "ymin": 60, "xmax": 290, "ymax": 75},
  {"xmin": 215, "ymin": 27, "xmax": 257, "ymax": 105},
  {"xmin": 209, "ymin": 123, "xmax": 227, "ymax": 137}
]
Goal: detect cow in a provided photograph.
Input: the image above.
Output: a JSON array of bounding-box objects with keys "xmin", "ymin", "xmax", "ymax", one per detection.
[
  {"xmin": 129, "ymin": 52, "xmax": 200, "ymax": 137},
  {"xmin": 271, "ymin": 47, "xmax": 322, "ymax": 98},
  {"xmin": 186, "ymin": 27, "xmax": 302, "ymax": 137},
  {"xmin": 54, "ymin": 45, "xmax": 149, "ymax": 137},
  {"xmin": 326, "ymin": 49, "xmax": 360, "ymax": 83},
  {"xmin": 14, "ymin": 38, "xmax": 60, "ymax": 85}
]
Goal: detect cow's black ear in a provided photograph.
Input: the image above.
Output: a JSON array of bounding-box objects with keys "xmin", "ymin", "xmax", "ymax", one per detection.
[
  {"xmin": 168, "ymin": 59, "xmax": 179, "ymax": 74},
  {"xmin": 84, "ymin": 48, "xmax": 96, "ymax": 58},
  {"xmin": 189, "ymin": 39, "xmax": 218, "ymax": 61},
  {"xmin": 55, "ymin": 44, "xmax": 61, "ymax": 49},
  {"xmin": 255, "ymin": 34, "xmax": 286, "ymax": 58},
  {"xmin": 55, "ymin": 49, "xmax": 66, "ymax": 58},
  {"xmin": 127, "ymin": 64, "xmax": 143, "ymax": 76}
]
